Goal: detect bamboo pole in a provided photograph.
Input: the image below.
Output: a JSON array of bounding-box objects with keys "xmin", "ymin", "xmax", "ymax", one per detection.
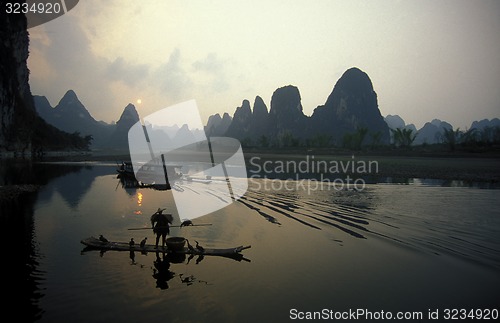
[{"xmin": 127, "ymin": 224, "xmax": 212, "ymax": 230}]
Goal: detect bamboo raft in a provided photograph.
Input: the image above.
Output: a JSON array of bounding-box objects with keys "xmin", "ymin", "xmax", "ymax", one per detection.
[{"xmin": 81, "ymin": 236, "xmax": 251, "ymax": 261}]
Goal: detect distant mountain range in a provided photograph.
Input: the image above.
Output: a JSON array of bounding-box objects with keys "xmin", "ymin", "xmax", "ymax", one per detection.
[
  {"xmin": 6, "ymin": 12, "xmax": 496, "ymax": 154},
  {"xmin": 34, "ymin": 90, "xmax": 205, "ymax": 152},
  {"xmin": 208, "ymin": 67, "xmax": 391, "ymax": 147},
  {"xmin": 34, "ymin": 90, "xmax": 138, "ymax": 151},
  {"xmin": 385, "ymin": 115, "xmax": 500, "ymax": 145},
  {"xmin": 207, "ymin": 67, "xmax": 497, "ymax": 148},
  {"xmin": 33, "ymin": 68, "xmax": 499, "ymax": 152}
]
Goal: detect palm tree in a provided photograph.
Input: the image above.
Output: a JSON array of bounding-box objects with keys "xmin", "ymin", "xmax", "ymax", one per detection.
[
  {"xmin": 342, "ymin": 127, "xmax": 368, "ymax": 150},
  {"xmin": 441, "ymin": 127, "xmax": 462, "ymax": 152},
  {"xmin": 353, "ymin": 127, "xmax": 368, "ymax": 150},
  {"xmin": 391, "ymin": 128, "xmax": 417, "ymax": 148},
  {"xmin": 258, "ymin": 135, "xmax": 269, "ymax": 148},
  {"xmin": 461, "ymin": 128, "xmax": 478, "ymax": 147},
  {"xmin": 370, "ymin": 131, "xmax": 383, "ymax": 149}
]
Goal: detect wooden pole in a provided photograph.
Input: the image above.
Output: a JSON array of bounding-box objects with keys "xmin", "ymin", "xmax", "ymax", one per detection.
[{"xmin": 127, "ymin": 224, "xmax": 212, "ymax": 230}]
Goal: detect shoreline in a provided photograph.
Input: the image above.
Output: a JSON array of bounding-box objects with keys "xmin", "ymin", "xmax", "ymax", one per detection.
[
  {"xmin": 2, "ymin": 144, "xmax": 500, "ymax": 160},
  {"xmin": 246, "ymin": 154, "xmax": 500, "ymax": 183},
  {"xmin": 1, "ymin": 150, "xmax": 499, "ymax": 184}
]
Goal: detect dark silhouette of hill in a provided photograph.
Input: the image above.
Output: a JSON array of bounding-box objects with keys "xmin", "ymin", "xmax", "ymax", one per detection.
[
  {"xmin": 225, "ymin": 99, "xmax": 253, "ymax": 139},
  {"xmin": 34, "ymin": 91, "xmax": 145, "ymax": 151},
  {"xmin": 385, "ymin": 115, "xmax": 500, "ymax": 148},
  {"xmin": 207, "ymin": 67, "xmax": 498, "ymax": 150},
  {"xmin": 309, "ymin": 68, "xmax": 390, "ymax": 145},
  {"xmin": 471, "ymin": 118, "xmax": 500, "ymax": 131},
  {"xmin": 107, "ymin": 103, "xmax": 139, "ymax": 151},
  {"xmin": 250, "ymin": 96, "xmax": 270, "ymax": 138},
  {"xmin": 385, "ymin": 114, "xmax": 453, "ymax": 145},
  {"xmin": 385, "ymin": 115, "xmax": 405, "ymax": 130},
  {"xmin": 207, "ymin": 67, "xmax": 391, "ymax": 147},
  {"xmin": 205, "ymin": 112, "xmax": 232, "ymax": 136},
  {"xmin": 270, "ymin": 85, "xmax": 308, "ymax": 141},
  {"xmin": 34, "ymin": 91, "xmax": 114, "ymax": 148},
  {"xmin": 414, "ymin": 119, "xmax": 452, "ymax": 145},
  {"xmin": 1, "ymin": 11, "xmax": 90, "ymax": 155},
  {"xmin": 34, "ymin": 91, "xmax": 209, "ymax": 153}
]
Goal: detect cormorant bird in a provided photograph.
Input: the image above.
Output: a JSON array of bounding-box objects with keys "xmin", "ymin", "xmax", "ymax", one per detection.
[
  {"xmin": 195, "ymin": 240, "xmax": 204, "ymax": 253},
  {"xmin": 140, "ymin": 237, "xmax": 147, "ymax": 248},
  {"xmin": 99, "ymin": 235, "xmax": 109, "ymax": 243},
  {"xmin": 185, "ymin": 239, "xmax": 195, "ymax": 253},
  {"xmin": 180, "ymin": 219, "xmax": 193, "ymax": 227},
  {"xmin": 179, "ymin": 274, "xmax": 195, "ymax": 285}
]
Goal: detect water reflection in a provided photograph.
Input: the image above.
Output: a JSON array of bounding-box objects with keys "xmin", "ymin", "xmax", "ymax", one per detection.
[
  {"xmin": 241, "ymin": 180, "xmax": 374, "ymax": 239},
  {"xmin": 2, "ymin": 192, "xmax": 44, "ymax": 321},
  {"xmin": 152, "ymin": 252, "xmax": 177, "ymax": 290},
  {"xmin": 0, "ymin": 159, "xmax": 84, "ymax": 186},
  {"xmin": 39, "ymin": 166, "xmax": 112, "ymax": 208},
  {"xmin": 0, "ymin": 160, "xmax": 110, "ymax": 322},
  {"xmin": 117, "ymin": 173, "xmax": 172, "ymax": 193},
  {"xmin": 381, "ymin": 176, "xmax": 499, "ymax": 188},
  {"xmin": 151, "ymin": 252, "xmax": 210, "ymax": 289},
  {"xmin": 5, "ymin": 160, "xmax": 499, "ymax": 322},
  {"xmin": 1, "ymin": 160, "xmax": 153, "ymax": 322},
  {"xmin": 179, "ymin": 274, "xmax": 210, "ymax": 286},
  {"xmin": 83, "ymin": 247, "xmax": 213, "ymax": 290}
]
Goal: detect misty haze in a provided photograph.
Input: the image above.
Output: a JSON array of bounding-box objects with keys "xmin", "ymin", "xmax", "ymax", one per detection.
[{"xmin": 1, "ymin": 1, "xmax": 499, "ymax": 322}]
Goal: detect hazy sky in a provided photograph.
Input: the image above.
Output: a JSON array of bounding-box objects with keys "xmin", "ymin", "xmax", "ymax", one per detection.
[{"xmin": 27, "ymin": 0, "xmax": 500, "ymax": 129}]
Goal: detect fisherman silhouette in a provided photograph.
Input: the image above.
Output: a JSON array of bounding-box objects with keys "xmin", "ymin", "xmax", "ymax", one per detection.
[{"xmin": 150, "ymin": 208, "xmax": 172, "ymax": 249}]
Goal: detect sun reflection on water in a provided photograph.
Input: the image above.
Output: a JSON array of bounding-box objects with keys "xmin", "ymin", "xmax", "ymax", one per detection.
[{"xmin": 134, "ymin": 192, "xmax": 143, "ymax": 214}]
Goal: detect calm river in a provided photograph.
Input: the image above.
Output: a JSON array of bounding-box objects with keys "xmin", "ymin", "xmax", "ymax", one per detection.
[{"xmin": 3, "ymin": 160, "xmax": 499, "ymax": 322}]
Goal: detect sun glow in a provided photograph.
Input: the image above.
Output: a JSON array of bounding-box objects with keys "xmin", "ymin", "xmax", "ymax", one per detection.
[
  {"xmin": 136, "ymin": 98, "xmax": 142, "ymax": 105},
  {"xmin": 134, "ymin": 192, "xmax": 143, "ymax": 215}
]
